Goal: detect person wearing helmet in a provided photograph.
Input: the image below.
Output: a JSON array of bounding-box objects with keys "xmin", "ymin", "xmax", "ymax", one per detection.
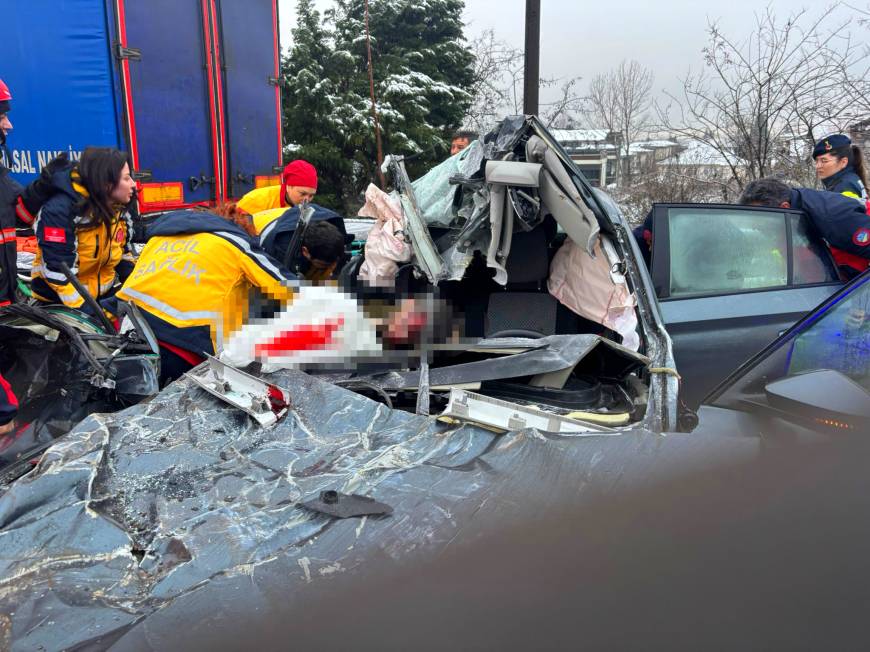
[
  {"xmin": 237, "ymin": 159, "xmax": 318, "ymax": 232},
  {"xmin": 0, "ymin": 79, "xmax": 74, "ymax": 306},
  {"xmin": 0, "ymin": 79, "xmax": 19, "ymax": 431},
  {"xmin": 0, "ymin": 78, "xmax": 21, "ymax": 307}
]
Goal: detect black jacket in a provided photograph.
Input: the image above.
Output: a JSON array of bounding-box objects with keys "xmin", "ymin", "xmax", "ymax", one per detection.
[
  {"xmin": 0, "ymin": 164, "xmax": 23, "ymax": 305},
  {"xmin": 258, "ymin": 204, "xmax": 346, "ymax": 269},
  {"xmin": 821, "ymin": 168, "xmax": 867, "ymax": 201},
  {"xmin": 789, "ymin": 188, "xmax": 870, "ymax": 258}
]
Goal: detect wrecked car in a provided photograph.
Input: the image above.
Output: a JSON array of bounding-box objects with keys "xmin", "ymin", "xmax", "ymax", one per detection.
[
  {"xmin": 0, "ymin": 114, "xmax": 867, "ymax": 648},
  {"xmin": 0, "ymin": 265, "xmax": 866, "ymax": 649},
  {"xmin": 225, "ymin": 116, "xmax": 681, "ymax": 432},
  {"xmin": 0, "ymin": 301, "xmax": 159, "ymax": 482}
]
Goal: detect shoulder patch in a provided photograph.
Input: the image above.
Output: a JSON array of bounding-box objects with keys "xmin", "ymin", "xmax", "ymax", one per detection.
[
  {"xmin": 853, "ymin": 228, "xmax": 870, "ymax": 247},
  {"xmin": 44, "ymin": 227, "xmax": 67, "ymax": 244}
]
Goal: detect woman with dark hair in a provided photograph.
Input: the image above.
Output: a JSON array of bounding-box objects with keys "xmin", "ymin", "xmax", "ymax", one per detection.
[
  {"xmin": 813, "ymin": 134, "xmax": 868, "ymax": 202},
  {"xmin": 31, "ymin": 146, "xmax": 136, "ymax": 308}
]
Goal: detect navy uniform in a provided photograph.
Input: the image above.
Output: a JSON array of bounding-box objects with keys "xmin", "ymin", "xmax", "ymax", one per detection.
[
  {"xmin": 259, "ymin": 204, "xmax": 346, "ymax": 278},
  {"xmin": 789, "ymin": 188, "xmax": 870, "ymax": 277}
]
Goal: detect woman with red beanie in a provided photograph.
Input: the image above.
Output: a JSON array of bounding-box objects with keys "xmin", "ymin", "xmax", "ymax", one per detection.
[{"xmin": 237, "ymin": 159, "xmax": 318, "ymax": 218}]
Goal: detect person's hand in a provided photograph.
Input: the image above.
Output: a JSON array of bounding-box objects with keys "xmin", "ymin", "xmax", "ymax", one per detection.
[{"xmin": 0, "ymin": 421, "xmax": 15, "ymax": 436}]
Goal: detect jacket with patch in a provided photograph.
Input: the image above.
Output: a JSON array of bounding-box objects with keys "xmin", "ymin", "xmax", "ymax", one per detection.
[
  {"xmin": 790, "ymin": 188, "xmax": 870, "ymax": 275},
  {"xmin": 821, "ymin": 168, "xmax": 867, "ymax": 202},
  {"xmin": 0, "ymin": 164, "xmax": 22, "ymax": 305},
  {"xmin": 30, "ymin": 168, "xmax": 134, "ymax": 307},
  {"xmin": 114, "ymin": 210, "xmax": 296, "ymax": 356}
]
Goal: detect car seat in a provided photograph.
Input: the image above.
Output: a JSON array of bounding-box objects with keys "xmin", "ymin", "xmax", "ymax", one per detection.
[{"xmin": 484, "ymin": 226, "xmax": 580, "ymax": 338}]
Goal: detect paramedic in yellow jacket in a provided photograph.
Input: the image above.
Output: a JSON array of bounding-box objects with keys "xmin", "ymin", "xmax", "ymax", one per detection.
[
  {"xmin": 31, "ymin": 147, "xmax": 136, "ymax": 308},
  {"xmin": 113, "ymin": 204, "xmax": 296, "ymax": 384},
  {"xmin": 237, "ymin": 159, "xmax": 317, "ymax": 232}
]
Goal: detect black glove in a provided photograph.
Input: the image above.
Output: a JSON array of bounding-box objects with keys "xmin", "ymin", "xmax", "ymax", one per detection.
[{"xmin": 19, "ymin": 153, "xmax": 72, "ymax": 219}]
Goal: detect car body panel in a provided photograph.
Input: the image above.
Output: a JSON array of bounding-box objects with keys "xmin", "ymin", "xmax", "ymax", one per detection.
[
  {"xmin": 650, "ymin": 202, "xmax": 844, "ymax": 408},
  {"xmin": 660, "ymin": 283, "xmax": 841, "ymax": 407}
]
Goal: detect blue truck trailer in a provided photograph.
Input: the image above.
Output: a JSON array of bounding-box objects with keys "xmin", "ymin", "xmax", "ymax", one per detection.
[{"xmin": 5, "ymin": 0, "xmax": 283, "ymax": 212}]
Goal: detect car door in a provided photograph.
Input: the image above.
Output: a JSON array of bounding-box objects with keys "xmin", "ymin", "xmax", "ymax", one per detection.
[
  {"xmin": 649, "ymin": 203, "xmax": 844, "ymax": 409},
  {"xmin": 695, "ymin": 270, "xmax": 870, "ymax": 437}
]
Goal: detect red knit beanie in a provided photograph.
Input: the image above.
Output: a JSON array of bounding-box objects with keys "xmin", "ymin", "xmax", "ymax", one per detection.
[{"xmin": 282, "ymin": 159, "xmax": 318, "ymax": 189}]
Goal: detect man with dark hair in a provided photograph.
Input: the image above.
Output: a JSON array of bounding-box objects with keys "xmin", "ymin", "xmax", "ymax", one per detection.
[
  {"xmin": 259, "ymin": 205, "xmax": 346, "ymax": 281},
  {"xmin": 450, "ymin": 129, "xmax": 477, "ymax": 156},
  {"xmin": 301, "ymin": 221, "xmax": 345, "ymax": 280},
  {"xmin": 739, "ymin": 177, "xmax": 870, "ymax": 277}
]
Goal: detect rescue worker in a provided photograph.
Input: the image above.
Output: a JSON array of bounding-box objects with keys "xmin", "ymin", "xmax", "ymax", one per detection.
[
  {"xmin": 0, "ymin": 79, "xmax": 19, "ymax": 305},
  {"xmin": 739, "ymin": 178, "xmax": 870, "ymax": 278},
  {"xmin": 0, "ymin": 372, "xmax": 17, "ymax": 436},
  {"xmin": 236, "ymin": 159, "xmax": 318, "ymax": 234},
  {"xmin": 259, "ymin": 205, "xmax": 346, "ymax": 281},
  {"xmin": 31, "ymin": 147, "xmax": 136, "ymax": 309},
  {"xmin": 813, "ymin": 134, "xmax": 868, "ymax": 201},
  {"xmin": 0, "ymin": 78, "xmax": 71, "ymax": 305},
  {"xmin": 112, "ymin": 204, "xmax": 296, "ymax": 384}
]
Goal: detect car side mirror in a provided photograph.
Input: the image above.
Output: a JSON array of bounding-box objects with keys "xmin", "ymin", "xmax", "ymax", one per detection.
[
  {"xmin": 765, "ymin": 369, "xmax": 870, "ymax": 431},
  {"xmin": 485, "ymin": 161, "xmax": 542, "ymax": 187}
]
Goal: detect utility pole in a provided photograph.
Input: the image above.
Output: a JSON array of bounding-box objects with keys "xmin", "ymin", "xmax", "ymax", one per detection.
[{"xmin": 523, "ymin": 0, "xmax": 540, "ymax": 116}]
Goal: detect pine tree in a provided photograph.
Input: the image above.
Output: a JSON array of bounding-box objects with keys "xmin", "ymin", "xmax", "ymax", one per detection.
[
  {"xmin": 281, "ymin": 0, "xmax": 475, "ymax": 212},
  {"xmin": 281, "ymin": 0, "xmax": 350, "ymax": 209}
]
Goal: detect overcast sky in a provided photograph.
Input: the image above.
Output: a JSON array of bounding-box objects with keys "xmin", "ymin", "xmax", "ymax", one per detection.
[{"xmin": 277, "ymin": 0, "xmax": 863, "ymax": 103}]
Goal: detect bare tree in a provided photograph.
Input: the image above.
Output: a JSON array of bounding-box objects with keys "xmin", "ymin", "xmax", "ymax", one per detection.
[
  {"xmin": 465, "ymin": 30, "xmax": 523, "ymax": 132},
  {"xmin": 584, "ymin": 60, "xmax": 654, "ymax": 183},
  {"xmin": 659, "ymin": 5, "xmax": 869, "ymax": 190},
  {"xmin": 465, "ymin": 29, "xmax": 582, "ymax": 131}
]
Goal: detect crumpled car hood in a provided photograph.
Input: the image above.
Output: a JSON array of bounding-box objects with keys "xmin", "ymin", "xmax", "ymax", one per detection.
[{"xmin": 0, "ymin": 367, "xmax": 739, "ymax": 650}]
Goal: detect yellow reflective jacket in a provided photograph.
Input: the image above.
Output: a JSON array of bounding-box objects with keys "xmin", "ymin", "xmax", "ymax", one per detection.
[
  {"xmin": 116, "ymin": 210, "xmax": 295, "ymax": 355},
  {"xmin": 237, "ymin": 185, "xmax": 284, "ymax": 216},
  {"xmin": 252, "ymin": 206, "xmax": 286, "ymax": 235},
  {"xmin": 31, "ymin": 169, "xmax": 134, "ymax": 308}
]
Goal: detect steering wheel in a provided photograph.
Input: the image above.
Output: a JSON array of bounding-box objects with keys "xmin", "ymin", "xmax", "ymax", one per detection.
[{"xmin": 486, "ymin": 329, "xmax": 545, "ymax": 339}]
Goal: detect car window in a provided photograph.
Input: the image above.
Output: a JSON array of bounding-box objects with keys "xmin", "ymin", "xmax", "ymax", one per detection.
[
  {"xmin": 668, "ymin": 208, "xmax": 787, "ymax": 297},
  {"xmin": 786, "ymin": 276, "xmax": 870, "ymax": 390},
  {"xmin": 790, "ymin": 215, "xmax": 840, "ymax": 285}
]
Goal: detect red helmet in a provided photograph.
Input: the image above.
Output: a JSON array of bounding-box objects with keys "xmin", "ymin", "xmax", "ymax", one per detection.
[{"xmin": 0, "ymin": 79, "xmax": 10, "ymax": 115}]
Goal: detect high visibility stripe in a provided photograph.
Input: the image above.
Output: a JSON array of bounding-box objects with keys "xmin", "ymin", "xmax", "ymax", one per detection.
[
  {"xmin": 120, "ymin": 287, "xmax": 225, "ymax": 350},
  {"xmin": 15, "ymin": 197, "xmax": 35, "ymax": 226},
  {"xmin": 0, "ymin": 228, "xmax": 15, "ymax": 244},
  {"xmin": 31, "ymin": 264, "xmax": 73, "ymax": 284},
  {"xmin": 259, "ymin": 219, "xmax": 279, "ymax": 243},
  {"xmin": 214, "ymin": 231, "xmax": 295, "ymax": 283}
]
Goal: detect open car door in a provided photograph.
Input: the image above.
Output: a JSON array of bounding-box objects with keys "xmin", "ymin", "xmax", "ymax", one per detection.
[{"xmin": 649, "ymin": 203, "xmax": 844, "ymax": 408}]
